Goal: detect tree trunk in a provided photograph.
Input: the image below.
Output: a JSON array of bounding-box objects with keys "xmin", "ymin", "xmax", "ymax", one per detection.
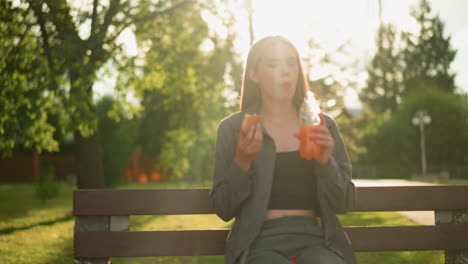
[{"xmin": 75, "ymin": 131, "xmax": 105, "ymax": 189}]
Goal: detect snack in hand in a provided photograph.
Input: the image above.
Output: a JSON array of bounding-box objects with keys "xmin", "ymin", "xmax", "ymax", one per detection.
[{"xmin": 241, "ymin": 114, "xmax": 262, "ymax": 133}]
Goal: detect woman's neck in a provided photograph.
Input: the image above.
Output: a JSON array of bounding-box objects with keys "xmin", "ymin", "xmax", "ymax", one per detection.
[{"xmin": 260, "ymin": 100, "xmax": 297, "ymax": 122}]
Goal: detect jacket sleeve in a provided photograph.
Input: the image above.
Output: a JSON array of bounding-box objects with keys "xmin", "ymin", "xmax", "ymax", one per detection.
[
  {"xmin": 315, "ymin": 116, "xmax": 356, "ymax": 214},
  {"xmin": 209, "ymin": 119, "xmax": 255, "ymax": 222}
]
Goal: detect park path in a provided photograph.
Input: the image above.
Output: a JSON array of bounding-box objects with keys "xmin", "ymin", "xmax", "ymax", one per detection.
[{"xmin": 353, "ymin": 179, "xmax": 435, "ymax": 225}]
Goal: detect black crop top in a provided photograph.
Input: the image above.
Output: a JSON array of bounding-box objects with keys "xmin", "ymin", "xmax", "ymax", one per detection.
[{"xmin": 267, "ymin": 151, "xmax": 319, "ymax": 211}]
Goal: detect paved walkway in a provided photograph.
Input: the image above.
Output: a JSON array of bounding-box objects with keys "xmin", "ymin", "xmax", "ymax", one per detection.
[{"xmin": 353, "ymin": 179, "xmax": 435, "ymax": 225}]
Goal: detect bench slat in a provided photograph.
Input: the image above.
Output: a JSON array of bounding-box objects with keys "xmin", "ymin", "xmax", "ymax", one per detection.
[
  {"xmin": 74, "ymin": 186, "xmax": 468, "ymax": 216},
  {"xmin": 75, "ymin": 229, "xmax": 230, "ymax": 258},
  {"xmin": 347, "ymin": 225, "xmax": 468, "ymax": 251},
  {"xmin": 74, "ymin": 225, "xmax": 468, "ymax": 258},
  {"xmin": 355, "ymin": 185, "xmax": 468, "ymax": 212},
  {"xmin": 74, "ymin": 189, "xmax": 213, "ymax": 216}
]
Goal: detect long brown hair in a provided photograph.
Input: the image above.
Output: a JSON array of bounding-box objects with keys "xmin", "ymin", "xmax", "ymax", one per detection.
[{"xmin": 239, "ymin": 35, "xmax": 310, "ymax": 111}]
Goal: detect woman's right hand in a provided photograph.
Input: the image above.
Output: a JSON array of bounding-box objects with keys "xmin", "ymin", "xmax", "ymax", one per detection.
[{"xmin": 234, "ymin": 123, "xmax": 263, "ymax": 171}]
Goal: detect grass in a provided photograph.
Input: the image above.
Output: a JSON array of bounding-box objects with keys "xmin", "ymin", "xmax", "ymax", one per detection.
[
  {"xmin": 431, "ymin": 179, "xmax": 468, "ymax": 185},
  {"xmin": 0, "ymin": 183, "xmax": 75, "ymax": 264},
  {"xmin": 0, "ymin": 183, "xmax": 74, "ymax": 229},
  {"xmin": 0, "ymin": 180, "xmax": 452, "ymax": 263}
]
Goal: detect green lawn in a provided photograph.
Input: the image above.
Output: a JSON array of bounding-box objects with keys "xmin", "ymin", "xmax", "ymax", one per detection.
[
  {"xmin": 0, "ymin": 181, "xmax": 445, "ymax": 264},
  {"xmin": 0, "ymin": 183, "xmax": 75, "ymax": 264}
]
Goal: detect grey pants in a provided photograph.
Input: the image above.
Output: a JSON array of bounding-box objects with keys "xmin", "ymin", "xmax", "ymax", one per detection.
[{"xmin": 246, "ymin": 215, "xmax": 345, "ymax": 264}]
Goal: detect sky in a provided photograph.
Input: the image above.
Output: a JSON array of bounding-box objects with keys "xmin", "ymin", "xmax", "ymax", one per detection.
[
  {"xmin": 96, "ymin": 0, "xmax": 468, "ymax": 108},
  {"xmin": 230, "ymin": 0, "xmax": 468, "ymax": 108}
]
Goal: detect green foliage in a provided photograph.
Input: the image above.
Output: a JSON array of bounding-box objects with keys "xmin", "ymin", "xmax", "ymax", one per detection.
[
  {"xmin": 361, "ymin": 87, "xmax": 468, "ymax": 178},
  {"xmin": 132, "ymin": 1, "xmax": 238, "ymax": 181},
  {"xmin": 360, "ymin": 0, "xmax": 457, "ymax": 114},
  {"xmin": 157, "ymin": 129, "xmax": 195, "ymax": 179},
  {"xmin": 402, "ymin": 0, "xmax": 457, "ymax": 93},
  {"xmin": 357, "ymin": 0, "xmax": 463, "ymax": 176},
  {"xmin": 2, "ymin": 0, "xmax": 205, "ymax": 187},
  {"xmin": 35, "ymin": 166, "xmax": 60, "ymax": 203},
  {"xmin": 402, "ymin": 88, "xmax": 468, "ymax": 167},
  {"xmin": 96, "ymin": 96, "xmax": 138, "ymax": 187},
  {"xmin": 304, "ymin": 40, "xmax": 359, "ymax": 112},
  {"xmin": 0, "ymin": 1, "xmax": 59, "ymax": 156},
  {"xmin": 336, "ymin": 112, "xmax": 372, "ymax": 164},
  {"xmin": 360, "ymin": 23, "xmax": 404, "ymax": 113},
  {"xmin": 357, "ymin": 109, "xmax": 393, "ymax": 162}
]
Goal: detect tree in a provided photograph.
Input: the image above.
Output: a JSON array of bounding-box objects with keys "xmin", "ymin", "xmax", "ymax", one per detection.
[
  {"xmin": 360, "ymin": 0, "xmax": 457, "ymax": 114},
  {"xmin": 2, "ymin": 0, "xmax": 193, "ymax": 188},
  {"xmin": 335, "ymin": 111, "xmax": 370, "ymax": 164},
  {"xmin": 359, "ymin": 23, "xmax": 404, "ymax": 113},
  {"xmin": 402, "ymin": 0, "xmax": 457, "ymax": 93},
  {"xmin": 0, "ymin": 1, "xmax": 58, "ymax": 156},
  {"xmin": 361, "ymin": 87, "xmax": 468, "ymax": 178},
  {"xmin": 96, "ymin": 96, "xmax": 137, "ymax": 187},
  {"xmin": 131, "ymin": 0, "xmax": 238, "ymax": 181},
  {"xmin": 303, "ymin": 39, "xmax": 360, "ymax": 113}
]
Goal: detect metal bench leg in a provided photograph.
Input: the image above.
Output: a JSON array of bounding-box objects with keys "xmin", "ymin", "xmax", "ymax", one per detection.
[
  {"xmin": 74, "ymin": 216, "xmax": 111, "ymax": 264},
  {"xmin": 436, "ymin": 210, "xmax": 468, "ymax": 264}
]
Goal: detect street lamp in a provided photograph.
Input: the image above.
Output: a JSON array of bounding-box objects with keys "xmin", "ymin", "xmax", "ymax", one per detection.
[{"xmin": 412, "ymin": 110, "xmax": 431, "ymax": 176}]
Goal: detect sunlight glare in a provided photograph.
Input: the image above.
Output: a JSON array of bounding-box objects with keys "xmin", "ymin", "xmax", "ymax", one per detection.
[
  {"xmin": 201, "ymin": 10, "xmax": 228, "ymax": 40},
  {"xmin": 117, "ymin": 28, "xmax": 138, "ymax": 57},
  {"xmin": 251, "ymin": 0, "xmax": 378, "ymax": 56},
  {"xmin": 381, "ymin": 1, "xmax": 420, "ymax": 35},
  {"xmin": 247, "ymin": 0, "xmax": 383, "ymax": 108}
]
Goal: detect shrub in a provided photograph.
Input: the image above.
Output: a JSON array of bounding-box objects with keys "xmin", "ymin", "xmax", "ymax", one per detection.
[{"xmin": 35, "ymin": 165, "xmax": 60, "ymax": 203}]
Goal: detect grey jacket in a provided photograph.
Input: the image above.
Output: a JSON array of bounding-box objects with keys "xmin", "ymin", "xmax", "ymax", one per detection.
[{"xmin": 210, "ymin": 106, "xmax": 357, "ymax": 264}]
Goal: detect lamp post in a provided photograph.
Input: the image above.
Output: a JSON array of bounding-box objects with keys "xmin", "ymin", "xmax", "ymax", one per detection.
[{"xmin": 412, "ymin": 110, "xmax": 431, "ymax": 176}]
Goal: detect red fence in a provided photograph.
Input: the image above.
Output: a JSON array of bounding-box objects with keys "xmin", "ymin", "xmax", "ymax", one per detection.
[
  {"xmin": 0, "ymin": 153, "xmax": 75, "ymax": 182},
  {"xmin": 125, "ymin": 153, "xmax": 168, "ymax": 183},
  {"xmin": 0, "ymin": 153, "xmax": 165, "ymax": 183}
]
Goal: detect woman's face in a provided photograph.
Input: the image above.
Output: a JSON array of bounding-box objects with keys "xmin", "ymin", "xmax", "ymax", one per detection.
[{"xmin": 250, "ymin": 41, "xmax": 299, "ymax": 104}]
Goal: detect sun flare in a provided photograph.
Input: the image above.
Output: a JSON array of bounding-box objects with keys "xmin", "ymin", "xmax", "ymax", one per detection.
[{"xmin": 243, "ymin": 0, "xmax": 380, "ymax": 108}]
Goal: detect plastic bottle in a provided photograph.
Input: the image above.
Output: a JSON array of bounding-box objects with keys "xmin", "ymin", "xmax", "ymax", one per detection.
[{"xmin": 299, "ymin": 91, "xmax": 322, "ymax": 160}]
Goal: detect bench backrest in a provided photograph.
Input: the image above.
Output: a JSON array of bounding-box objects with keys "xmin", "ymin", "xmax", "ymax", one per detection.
[{"xmin": 73, "ymin": 186, "xmax": 468, "ymax": 259}]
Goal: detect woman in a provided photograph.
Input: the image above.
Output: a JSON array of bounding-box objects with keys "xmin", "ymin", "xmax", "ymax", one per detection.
[{"xmin": 210, "ymin": 35, "xmax": 357, "ymax": 264}]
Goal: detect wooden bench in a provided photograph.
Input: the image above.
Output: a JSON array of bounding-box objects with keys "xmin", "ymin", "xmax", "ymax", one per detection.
[{"xmin": 73, "ymin": 185, "xmax": 468, "ymax": 263}]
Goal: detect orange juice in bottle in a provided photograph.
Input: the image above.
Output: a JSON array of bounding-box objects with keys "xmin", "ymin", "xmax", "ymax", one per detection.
[{"xmin": 299, "ymin": 91, "xmax": 322, "ymax": 160}]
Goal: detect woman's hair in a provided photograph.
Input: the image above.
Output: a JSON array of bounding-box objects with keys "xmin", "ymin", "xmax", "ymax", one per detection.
[{"xmin": 239, "ymin": 35, "xmax": 310, "ymax": 111}]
